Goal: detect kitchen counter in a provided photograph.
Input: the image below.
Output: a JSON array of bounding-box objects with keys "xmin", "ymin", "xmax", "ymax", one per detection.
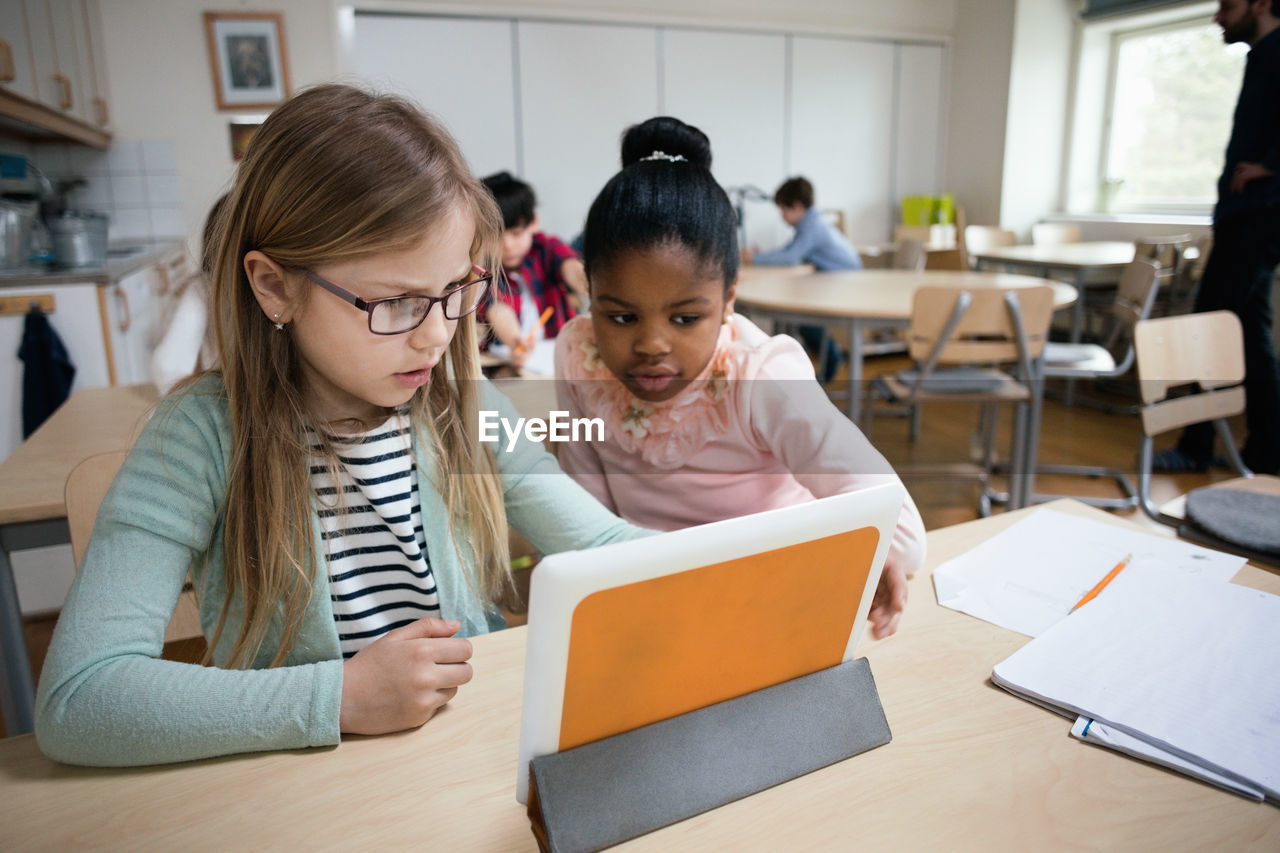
[{"xmin": 0, "ymin": 240, "xmax": 187, "ymax": 287}]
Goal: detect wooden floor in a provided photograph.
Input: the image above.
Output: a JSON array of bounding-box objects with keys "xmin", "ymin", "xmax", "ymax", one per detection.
[{"xmin": 3, "ymin": 355, "xmax": 1243, "ymax": 739}]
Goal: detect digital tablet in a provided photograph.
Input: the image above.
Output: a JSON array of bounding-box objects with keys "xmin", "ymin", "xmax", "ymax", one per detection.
[{"xmin": 515, "ymin": 481, "xmax": 905, "ymax": 803}]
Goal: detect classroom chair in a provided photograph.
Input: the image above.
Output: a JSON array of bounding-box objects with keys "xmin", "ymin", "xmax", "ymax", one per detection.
[
  {"xmin": 892, "ymin": 238, "xmax": 927, "ymax": 271},
  {"xmin": 1003, "ymin": 258, "xmax": 1159, "ymax": 509},
  {"xmin": 963, "ymin": 225, "xmax": 1017, "ymax": 255},
  {"xmin": 863, "ymin": 285, "xmax": 1055, "ymax": 515},
  {"xmin": 1134, "ymin": 233, "xmax": 1192, "ymax": 309},
  {"xmin": 1030, "ymin": 223, "xmax": 1082, "ymax": 246},
  {"xmin": 923, "ymin": 204, "xmax": 969, "ymax": 271},
  {"xmin": 1133, "ymin": 311, "xmax": 1280, "ymax": 565},
  {"xmin": 65, "ymin": 451, "xmax": 205, "ymax": 651},
  {"xmin": 1154, "ymin": 235, "xmax": 1211, "ymax": 317}
]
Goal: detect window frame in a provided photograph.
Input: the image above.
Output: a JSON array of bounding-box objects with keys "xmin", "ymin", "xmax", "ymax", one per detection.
[{"xmin": 1097, "ymin": 13, "xmax": 1236, "ymax": 215}]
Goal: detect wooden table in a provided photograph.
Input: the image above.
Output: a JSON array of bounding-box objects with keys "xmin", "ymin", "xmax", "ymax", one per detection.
[
  {"xmin": 970, "ymin": 241, "xmax": 1136, "ymax": 344},
  {"xmin": 1, "ymin": 500, "xmax": 1275, "ymax": 850},
  {"xmin": 734, "ymin": 269, "xmax": 1076, "ymax": 423},
  {"xmin": 0, "ymin": 384, "xmax": 157, "ymax": 736}
]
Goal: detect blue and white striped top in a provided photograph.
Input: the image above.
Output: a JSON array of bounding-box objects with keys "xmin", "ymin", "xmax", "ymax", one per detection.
[{"xmin": 308, "ymin": 415, "xmax": 441, "ymax": 658}]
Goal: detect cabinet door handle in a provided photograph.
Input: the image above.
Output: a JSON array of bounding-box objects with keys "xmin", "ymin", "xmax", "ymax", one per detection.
[
  {"xmin": 94, "ymin": 96, "xmax": 109, "ymax": 126},
  {"xmin": 0, "ymin": 40, "xmax": 14, "ymax": 83},
  {"xmin": 55, "ymin": 73, "xmax": 73, "ymax": 109},
  {"xmin": 115, "ymin": 286, "xmax": 131, "ymax": 333}
]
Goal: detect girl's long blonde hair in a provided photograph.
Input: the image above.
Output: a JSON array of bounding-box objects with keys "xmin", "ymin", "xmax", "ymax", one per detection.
[{"xmin": 206, "ymin": 84, "xmax": 509, "ymax": 667}]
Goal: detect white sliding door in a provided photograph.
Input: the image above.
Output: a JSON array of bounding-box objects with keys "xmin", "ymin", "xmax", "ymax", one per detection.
[
  {"xmin": 894, "ymin": 44, "xmax": 946, "ymax": 204},
  {"xmin": 790, "ymin": 37, "xmax": 896, "ymax": 243},
  {"xmin": 517, "ymin": 21, "xmax": 660, "ymax": 241},
  {"xmin": 662, "ymin": 29, "xmax": 789, "ymax": 254},
  {"xmin": 349, "ymin": 14, "xmax": 519, "ymax": 179}
]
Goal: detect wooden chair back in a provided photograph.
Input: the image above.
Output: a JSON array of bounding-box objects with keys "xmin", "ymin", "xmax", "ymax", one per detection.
[
  {"xmin": 1134, "ymin": 311, "xmax": 1246, "ymax": 436},
  {"xmin": 66, "ymin": 451, "xmax": 128, "ymax": 568},
  {"xmin": 893, "ymin": 238, "xmax": 927, "ymax": 271},
  {"xmin": 1160, "ymin": 234, "xmax": 1212, "ymax": 316},
  {"xmin": 821, "ymin": 208, "xmax": 848, "ymax": 238},
  {"xmin": 907, "ymin": 286, "xmax": 1055, "ymax": 366},
  {"xmin": 1100, "ymin": 258, "xmax": 1160, "ymax": 354},
  {"xmin": 1030, "ymin": 223, "xmax": 1082, "ymax": 246},
  {"xmin": 924, "ymin": 249, "xmax": 967, "ymax": 271},
  {"xmin": 963, "ymin": 225, "xmax": 1017, "ymax": 254},
  {"xmin": 65, "ymin": 451, "xmax": 203, "ymax": 644}
]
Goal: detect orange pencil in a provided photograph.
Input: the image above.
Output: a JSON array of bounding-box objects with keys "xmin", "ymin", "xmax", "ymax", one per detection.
[
  {"xmin": 1070, "ymin": 553, "xmax": 1133, "ymax": 612},
  {"xmin": 516, "ymin": 307, "xmax": 556, "ymax": 355}
]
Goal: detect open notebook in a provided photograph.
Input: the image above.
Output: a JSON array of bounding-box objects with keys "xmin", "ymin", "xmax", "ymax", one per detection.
[
  {"xmin": 992, "ymin": 562, "xmax": 1280, "ymax": 802},
  {"xmin": 515, "ymin": 482, "xmax": 905, "ymax": 804}
]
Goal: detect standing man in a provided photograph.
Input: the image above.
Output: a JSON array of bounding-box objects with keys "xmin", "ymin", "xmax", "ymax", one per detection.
[{"xmin": 1157, "ymin": 0, "xmax": 1280, "ymax": 475}]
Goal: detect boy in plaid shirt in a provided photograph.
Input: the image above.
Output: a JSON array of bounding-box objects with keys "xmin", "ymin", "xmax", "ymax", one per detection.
[{"xmin": 480, "ymin": 172, "xmax": 589, "ymax": 373}]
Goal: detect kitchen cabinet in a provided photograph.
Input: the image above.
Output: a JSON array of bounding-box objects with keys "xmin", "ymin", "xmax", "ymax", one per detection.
[
  {"xmin": 0, "ymin": 0, "xmax": 39, "ymax": 103},
  {"xmin": 0, "ymin": 0, "xmax": 111, "ymax": 147}
]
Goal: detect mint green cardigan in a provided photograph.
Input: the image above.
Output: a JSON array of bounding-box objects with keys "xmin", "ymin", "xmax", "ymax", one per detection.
[{"xmin": 35, "ymin": 376, "xmax": 642, "ymax": 766}]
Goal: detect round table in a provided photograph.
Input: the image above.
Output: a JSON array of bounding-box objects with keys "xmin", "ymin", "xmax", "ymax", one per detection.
[
  {"xmin": 735, "ymin": 269, "xmax": 1077, "ymax": 420},
  {"xmin": 735, "ymin": 270, "xmax": 1077, "ymax": 510}
]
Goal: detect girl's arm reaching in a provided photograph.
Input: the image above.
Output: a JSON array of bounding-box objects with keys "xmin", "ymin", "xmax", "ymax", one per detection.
[{"xmin": 743, "ymin": 338, "xmax": 926, "ymax": 637}]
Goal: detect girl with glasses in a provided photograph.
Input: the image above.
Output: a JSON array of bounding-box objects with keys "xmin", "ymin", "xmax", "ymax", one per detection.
[
  {"xmin": 554, "ymin": 117, "xmax": 925, "ymax": 639},
  {"xmin": 35, "ymin": 84, "xmax": 644, "ymax": 766}
]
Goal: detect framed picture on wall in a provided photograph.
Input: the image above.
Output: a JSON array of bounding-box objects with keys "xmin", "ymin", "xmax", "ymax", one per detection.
[
  {"xmin": 204, "ymin": 11, "xmax": 291, "ymax": 111},
  {"xmin": 228, "ymin": 121, "xmax": 262, "ymax": 160}
]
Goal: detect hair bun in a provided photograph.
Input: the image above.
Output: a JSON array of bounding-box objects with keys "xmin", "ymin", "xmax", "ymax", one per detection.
[{"xmin": 620, "ymin": 116, "xmax": 712, "ymax": 169}]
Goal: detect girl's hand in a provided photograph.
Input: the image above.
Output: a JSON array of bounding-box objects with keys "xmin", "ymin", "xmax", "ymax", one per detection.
[
  {"xmin": 339, "ymin": 617, "xmax": 474, "ymax": 735},
  {"xmin": 867, "ymin": 562, "xmax": 908, "ymax": 640}
]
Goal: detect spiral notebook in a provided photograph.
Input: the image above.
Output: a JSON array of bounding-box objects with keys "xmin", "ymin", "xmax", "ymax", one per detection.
[{"xmin": 992, "ymin": 563, "xmax": 1280, "ymax": 802}]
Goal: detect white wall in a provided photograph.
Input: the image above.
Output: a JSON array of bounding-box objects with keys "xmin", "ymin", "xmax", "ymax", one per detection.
[
  {"xmin": 999, "ymin": 0, "xmax": 1075, "ymax": 239},
  {"xmin": 86, "ymin": 0, "xmax": 964, "ymax": 255},
  {"xmin": 944, "ymin": 0, "xmax": 1015, "ymax": 228},
  {"xmin": 96, "ymin": 0, "xmax": 342, "ymax": 251},
  {"xmin": 356, "ymin": 0, "xmax": 958, "ymax": 37}
]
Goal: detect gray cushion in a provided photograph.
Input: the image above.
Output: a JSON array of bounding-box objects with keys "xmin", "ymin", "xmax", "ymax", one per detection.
[{"xmin": 1185, "ymin": 488, "xmax": 1280, "ymax": 556}]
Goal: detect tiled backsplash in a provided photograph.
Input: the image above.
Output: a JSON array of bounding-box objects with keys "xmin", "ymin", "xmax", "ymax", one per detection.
[{"xmin": 30, "ymin": 139, "xmax": 186, "ymax": 244}]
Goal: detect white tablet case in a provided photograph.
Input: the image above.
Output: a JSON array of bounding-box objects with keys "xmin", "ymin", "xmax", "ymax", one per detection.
[{"xmin": 515, "ymin": 482, "xmax": 904, "ymax": 803}]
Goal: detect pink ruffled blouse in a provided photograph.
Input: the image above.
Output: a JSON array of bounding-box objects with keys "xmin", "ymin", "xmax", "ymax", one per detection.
[{"xmin": 553, "ymin": 314, "xmax": 925, "ymax": 579}]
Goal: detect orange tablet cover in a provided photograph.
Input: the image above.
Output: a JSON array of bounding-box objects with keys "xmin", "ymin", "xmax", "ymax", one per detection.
[{"xmin": 558, "ymin": 526, "xmax": 880, "ymax": 751}]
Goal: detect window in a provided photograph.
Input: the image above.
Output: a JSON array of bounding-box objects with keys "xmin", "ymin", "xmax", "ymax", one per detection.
[{"xmin": 1100, "ymin": 18, "xmax": 1246, "ymax": 213}]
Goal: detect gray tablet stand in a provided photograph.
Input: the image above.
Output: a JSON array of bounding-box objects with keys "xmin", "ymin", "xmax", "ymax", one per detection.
[{"xmin": 526, "ymin": 657, "xmax": 890, "ymax": 852}]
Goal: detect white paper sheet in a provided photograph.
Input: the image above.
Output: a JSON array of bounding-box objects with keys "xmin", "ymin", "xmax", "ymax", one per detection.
[
  {"xmin": 932, "ymin": 508, "xmax": 1245, "ymax": 636},
  {"xmin": 1070, "ymin": 717, "xmax": 1265, "ymax": 801},
  {"xmin": 993, "ymin": 564, "xmax": 1280, "ymax": 802}
]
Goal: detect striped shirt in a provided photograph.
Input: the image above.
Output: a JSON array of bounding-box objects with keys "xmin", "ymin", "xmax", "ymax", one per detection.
[{"xmin": 307, "ymin": 415, "xmax": 440, "ymax": 658}]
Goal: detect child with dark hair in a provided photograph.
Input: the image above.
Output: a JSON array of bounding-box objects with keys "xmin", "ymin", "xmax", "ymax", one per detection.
[
  {"xmin": 745, "ymin": 176, "xmax": 862, "ymax": 272},
  {"xmin": 554, "ymin": 117, "xmax": 924, "ymax": 640},
  {"xmin": 479, "ymin": 171, "xmax": 588, "ymax": 373},
  {"xmin": 743, "ymin": 175, "xmax": 863, "ymax": 382}
]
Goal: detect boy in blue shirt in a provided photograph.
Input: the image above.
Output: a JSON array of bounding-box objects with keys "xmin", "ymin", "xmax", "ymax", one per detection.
[
  {"xmin": 743, "ymin": 177, "xmax": 862, "ymax": 382},
  {"xmin": 745, "ymin": 176, "xmax": 863, "ymax": 272}
]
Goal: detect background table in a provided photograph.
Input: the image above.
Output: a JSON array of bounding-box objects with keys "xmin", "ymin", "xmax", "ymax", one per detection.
[
  {"xmin": 0, "ymin": 385, "xmax": 157, "ymax": 736},
  {"xmin": 2, "ymin": 500, "xmax": 1275, "ymax": 850},
  {"xmin": 970, "ymin": 241, "xmax": 1135, "ymax": 344},
  {"xmin": 734, "ymin": 269, "xmax": 1076, "ymax": 423}
]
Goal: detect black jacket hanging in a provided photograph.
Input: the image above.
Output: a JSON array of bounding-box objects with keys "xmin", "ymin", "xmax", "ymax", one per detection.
[{"xmin": 18, "ymin": 307, "xmax": 76, "ymax": 438}]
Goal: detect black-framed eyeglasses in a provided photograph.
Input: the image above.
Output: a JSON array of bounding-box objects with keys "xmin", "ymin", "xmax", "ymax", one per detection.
[{"xmin": 301, "ymin": 265, "xmax": 493, "ymax": 335}]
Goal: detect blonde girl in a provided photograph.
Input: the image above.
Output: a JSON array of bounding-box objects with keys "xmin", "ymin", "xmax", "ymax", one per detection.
[{"xmin": 35, "ymin": 84, "xmax": 640, "ymax": 766}]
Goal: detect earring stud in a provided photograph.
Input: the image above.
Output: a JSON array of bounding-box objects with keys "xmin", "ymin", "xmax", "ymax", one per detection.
[{"xmin": 273, "ymin": 312, "xmax": 285, "ymax": 331}]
